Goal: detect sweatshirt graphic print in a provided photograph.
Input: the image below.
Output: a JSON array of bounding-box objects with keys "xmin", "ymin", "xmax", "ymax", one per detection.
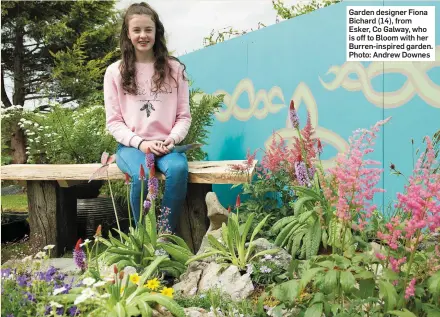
[{"xmin": 104, "ymin": 60, "xmax": 191, "ymax": 149}]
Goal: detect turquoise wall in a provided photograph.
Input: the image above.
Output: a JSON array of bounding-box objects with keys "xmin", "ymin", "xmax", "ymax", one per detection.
[{"xmin": 180, "ymin": 1, "xmax": 440, "ymax": 213}]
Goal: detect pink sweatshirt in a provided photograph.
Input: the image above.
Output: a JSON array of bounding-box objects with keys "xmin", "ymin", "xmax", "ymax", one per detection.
[{"xmin": 104, "ymin": 59, "xmax": 191, "ymax": 148}]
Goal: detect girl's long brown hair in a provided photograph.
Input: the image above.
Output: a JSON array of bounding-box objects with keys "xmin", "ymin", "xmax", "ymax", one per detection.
[{"xmin": 119, "ymin": 2, "xmax": 187, "ymax": 94}]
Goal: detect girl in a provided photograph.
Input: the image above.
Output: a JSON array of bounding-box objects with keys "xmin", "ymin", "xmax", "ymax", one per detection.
[{"xmin": 104, "ymin": 2, "xmax": 191, "ymax": 233}]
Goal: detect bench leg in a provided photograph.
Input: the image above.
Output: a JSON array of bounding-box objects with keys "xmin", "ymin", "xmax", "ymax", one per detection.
[
  {"xmin": 27, "ymin": 180, "xmax": 77, "ymax": 257},
  {"xmin": 176, "ymin": 183, "xmax": 211, "ymax": 254}
]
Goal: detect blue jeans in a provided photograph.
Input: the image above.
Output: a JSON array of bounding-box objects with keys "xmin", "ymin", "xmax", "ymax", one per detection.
[{"xmin": 115, "ymin": 143, "xmax": 188, "ymax": 233}]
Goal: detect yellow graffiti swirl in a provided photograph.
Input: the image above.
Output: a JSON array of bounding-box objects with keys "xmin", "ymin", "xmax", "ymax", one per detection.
[
  {"xmin": 212, "ymin": 78, "xmax": 285, "ymax": 122},
  {"xmin": 319, "ymin": 45, "xmax": 440, "ymax": 109}
]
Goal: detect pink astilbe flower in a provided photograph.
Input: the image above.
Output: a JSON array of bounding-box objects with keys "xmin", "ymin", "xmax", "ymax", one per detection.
[
  {"xmin": 404, "ymin": 278, "xmax": 416, "ymax": 299},
  {"xmin": 261, "ymin": 132, "xmax": 295, "ymax": 174},
  {"xmin": 396, "ymin": 136, "xmax": 440, "ymax": 238},
  {"xmin": 375, "ymin": 252, "xmax": 387, "ymax": 261},
  {"xmin": 292, "ymin": 112, "xmax": 317, "ymax": 168},
  {"xmin": 390, "ymin": 256, "xmax": 407, "ymax": 272},
  {"xmin": 326, "ymin": 118, "xmax": 390, "ymax": 228},
  {"xmin": 229, "ymin": 149, "xmax": 257, "ymax": 176},
  {"xmin": 377, "ymin": 216, "xmax": 402, "ymax": 250}
]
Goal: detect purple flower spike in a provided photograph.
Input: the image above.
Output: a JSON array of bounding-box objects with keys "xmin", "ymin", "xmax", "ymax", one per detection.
[
  {"xmin": 147, "ymin": 177, "xmax": 159, "ymax": 200},
  {"xmin": 73, "ymin": 239, "xmax": 87, "ymax": 271},
  {"xmin": 144, "ymin": 199, "xmax": 151, "ymax": 211},
  {"xmin": 145, "ymin": 149, "xmax": 155, "ymax": 169},
  {"xmin": 295, "ymin": 161, "xmax": 311, "ymax": 187},
  {"xmin": 289, "ymin": 100, "xmax": 299, "ymax": 129}
]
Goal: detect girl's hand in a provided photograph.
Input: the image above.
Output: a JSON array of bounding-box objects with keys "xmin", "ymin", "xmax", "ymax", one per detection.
[
  {"xmin": 140, "ymin": 140, "xmax": 170, "ymax": 156},
  {"xmin": 163, "ymin": 137, "xmax": 175, "ymax": 150}
]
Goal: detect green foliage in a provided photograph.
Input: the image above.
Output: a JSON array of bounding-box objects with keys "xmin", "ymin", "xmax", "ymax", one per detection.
[
  {"xmin": 50, "ymin": 33, "xmax": 118, "ymax": 104},
  {"xmin": 272, "ymin": 180, "xmax": 336, "ymax": 259},
  {"xmin": 15, "ymin": 104, "xmax": 116, "ymax": 164},
  {"xmin": 1, "ymin": 105, "xmax": 26, "ymax": 163},
  {"xmin": 99, "ymin": 202, "xmax": 193, "ymax": 278},
  {"xmin": 54, "ymin": 256, "xmax": 185, "ymax": 317},
  {"xmin": 186, "ymin": 212, "xmax": 279, "ymax": 270},
  {"xmin": 1, "ymin": 1, "xmax": 119, "ymax": 106},
  {"xmin": 272, "ymin": 0, "xmax": 342, "ymax": 20},
  {"xmin": 180, "ymin": 89, "xmax": 224, "ymax": 161},
  {"xmin": 203, "ymin": 23, "xmax": 266, "ymax": 47}
]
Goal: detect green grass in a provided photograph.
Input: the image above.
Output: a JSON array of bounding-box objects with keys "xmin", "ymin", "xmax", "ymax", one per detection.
[{"xmin": 1, "ymin": 194, "xmax": 28, "ymax": 212}]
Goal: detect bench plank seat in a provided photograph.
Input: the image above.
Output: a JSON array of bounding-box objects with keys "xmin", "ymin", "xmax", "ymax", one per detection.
[
  {"xmin": 1, "ymin": 160, "xmax": 256, "ymax": 184},
  {"xmin": 1, "ymin": 160, "xmax": 257, "ymax": 255}
]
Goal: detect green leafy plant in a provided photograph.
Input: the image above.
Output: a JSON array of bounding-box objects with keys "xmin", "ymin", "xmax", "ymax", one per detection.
[
  {"xmin": 14, "ymin": 104, "xmax": 116, "ymax": 164},
  {"xmin": 186, "ymin": 211, "xmax": 279, "ymax": 270},
  {"xmin": 98, "ymin": 205, "xmax": 193, "ymax": 278},
  {"xmin": 180, "ymin": 89, "xmax": 224, "ymax": 161},
  {"xmin": 55, "ymin": 256, "xmax": 185, "ymax": 317},
  {"xmin": 271, "ymin": 182, "xmax": 336, "ymax": 259}
]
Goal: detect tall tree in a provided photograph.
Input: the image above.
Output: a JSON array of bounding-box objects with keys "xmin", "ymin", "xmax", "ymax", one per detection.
[{"xmin": 1, "ymin": 1, "xmax": 120, "ymax": 163}]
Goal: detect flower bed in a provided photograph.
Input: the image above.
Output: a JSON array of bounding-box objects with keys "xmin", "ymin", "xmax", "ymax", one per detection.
[{"xmin": 1, "ymin": 100, "xmax": 439, "ymax": 316}]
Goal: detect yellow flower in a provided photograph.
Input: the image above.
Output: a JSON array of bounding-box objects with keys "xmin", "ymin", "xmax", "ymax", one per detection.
[
  {"xmin": 129, "ymin": 273, "xmax": 140, "ymax": 285},
  {"xmin": 120, "ymin": 286, "xmax": 125, "ymax": 295},
  {"xmin": 146, "ymin": 278, "xmax": 160, "ymax": 290},
  {"xmin": 161, "ymin": 287, "xmax": 174, "ymax": 298}
]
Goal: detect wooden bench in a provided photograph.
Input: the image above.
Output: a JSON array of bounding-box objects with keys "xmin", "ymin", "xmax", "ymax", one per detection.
[{"xmin": 1, "ymin": 161, "xmax": 256, "ymax": 256}]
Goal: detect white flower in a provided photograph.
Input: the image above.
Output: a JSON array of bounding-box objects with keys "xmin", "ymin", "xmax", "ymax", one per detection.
[
  {"xmin": 22, "ymin": 255, "xmax": 32, "ymax": 262},
  {"xmin": 80, "ymin": 239, "xmax": 91, "ymax": 247},
  {"xmin": 34, "ymin": 123, "xmax": 39, "ymax": 127},
  {"xmin": 43, "ymin": 244, "xmax": 55, "ymax": 250},
  {"xmin": 74, "ymin": 294, "xmax": 88, "ymax": 305},
  {"xmin": 93, "ymin": 281, "xmax": 107, "ymax": 288},
  {"xmin": 35, "ymin": 251, "xmax": 46, "ymax": 259},
  {"xmin": 260, "ymin": 265, "xmax": 272, "ymax": 273},
  {"xmin": 264, "ymin": 254, "xmax": 273, "ymax": 260},
  {"xmin": 49, "ymin": 301, "xmax": 63, "ymax": 308},
  {"xmin": 154, "ymin": 248, "xmax": 167, "ymax": 256},
  {"xmin": 74, "ymin": 288, "xmax": 97, "ymax": 305},
  {"xmin": 53, "ymin": 287, "xmax": 67, "ymax": 295},
  {"xmin": 123, "ymin": 266, "xmax": 137, "ymax": 276},
  {"xmin": 82, "ymin": 277, "xmax": 96, "ymax": 286}
]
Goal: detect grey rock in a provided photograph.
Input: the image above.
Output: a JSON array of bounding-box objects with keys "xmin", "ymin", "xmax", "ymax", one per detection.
[
  {"xmin": 196, "ymin": 228, "xmax": 222, "ymax": 257},
  {"xmin": 245, "ymin": 238, "xmax": 290, "ymax": 267},
  {"xmin": 205, "ymin": 192, "xmax": 229, "ymax": 232},
  {"xmin": 184, "ymin": 307, "xmax": 209, "ymax": 317},
  {"xmin": 174, "ymin": 262, "xmax": 254, "ymax": 301}
]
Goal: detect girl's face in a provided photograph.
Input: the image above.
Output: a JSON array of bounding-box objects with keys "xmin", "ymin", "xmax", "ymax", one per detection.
[{"xmin": 127, "ymin": 14, "xmax": 156, "ymax": 56}]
